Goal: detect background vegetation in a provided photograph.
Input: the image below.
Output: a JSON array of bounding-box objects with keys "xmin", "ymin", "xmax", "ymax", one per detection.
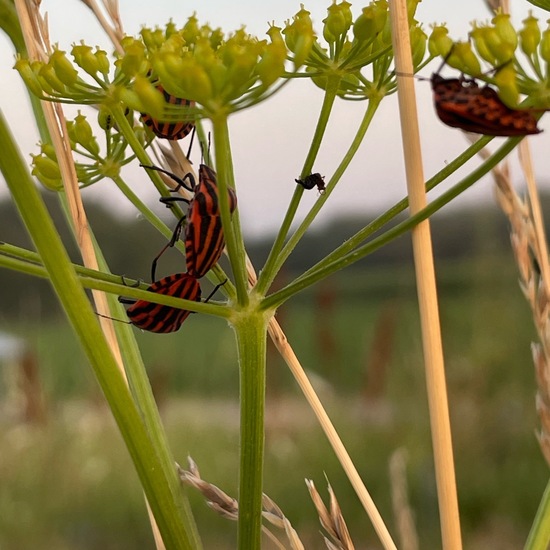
[{"xmin": 1, "ymin": 193, "xmax": 547, "ymax": 549}]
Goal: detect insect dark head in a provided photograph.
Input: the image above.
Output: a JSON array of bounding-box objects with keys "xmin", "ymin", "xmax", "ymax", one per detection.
[{"xmin": 295, "ymin": 173, "xmax": 326, "ymax": 194}]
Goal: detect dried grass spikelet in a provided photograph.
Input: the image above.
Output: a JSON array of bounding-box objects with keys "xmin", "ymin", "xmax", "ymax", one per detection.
[
  {"xmin": 178, "ymin": 457, "xmax": 304, "ymax": 550},
  {"xmin": 305, "ymin": 478, "xmax": 355, "ymax": 550},
  {"xmin": 475, "ymin": 137, "xmax": 550, "ymax": 466},
  {"xmin": 389, "ymin": 449, "xmax": 418, "ymax": 550}
]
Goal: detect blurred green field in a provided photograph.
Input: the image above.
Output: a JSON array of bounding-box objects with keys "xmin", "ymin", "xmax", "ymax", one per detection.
[{"xmin": 1, "ymin": 257, "xmax": 548, "ymax": 549}]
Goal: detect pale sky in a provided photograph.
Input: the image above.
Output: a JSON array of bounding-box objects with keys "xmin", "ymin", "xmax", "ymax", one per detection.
[{"xmin": 1, "ymin": 0, "xmax": 549, "ymax": 238}]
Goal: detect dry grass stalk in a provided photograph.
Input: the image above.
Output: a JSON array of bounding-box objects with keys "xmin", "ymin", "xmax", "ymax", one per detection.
[
  {"xmin": 389, "ymin": 449, "xmax": 419, "ymax": 550},
  {"xmin": 305, "ymin": 478, "xmax": 355, "ymax": 550},
  {"xmin": 477, "ymin": 138, "xmax": 550, "ymax": 466},
  {"xmin": 178, "ymin": 457, "xmax": 304, "ymax": 550},
  {"xmin": 389, "ymin": 0, "xmax": 462, "ymax": 548},
  {"xmin": 79, "ymin": 0, "xmax": 124, "ymax": 53}
]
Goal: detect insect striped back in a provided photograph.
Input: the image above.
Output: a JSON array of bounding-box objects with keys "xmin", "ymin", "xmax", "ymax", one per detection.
[
  {"xmin": 125, "ymin": 273, "xmax": 201, "ymax": 333},
  {"xmin": 431, "ymin": 73, "xmax": 541, "ymax": 136},
  {"xmin": 140, "ymin": 84, "xmax": 195, "ymax": 140},
  {"xmin": 185, "ymin": 164, "xmax": 238, "ymax": 278}
]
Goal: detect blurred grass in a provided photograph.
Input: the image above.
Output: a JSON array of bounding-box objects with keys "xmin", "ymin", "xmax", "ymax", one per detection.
[{"xmin": 0, "ymin": 256, "xmax": 548, "ymax": 549}]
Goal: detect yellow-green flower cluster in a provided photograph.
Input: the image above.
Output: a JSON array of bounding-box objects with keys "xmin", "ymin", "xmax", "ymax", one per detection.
[
  {"xmin": 117, "ymin": 14, "xmax": 289, "ymax": 115},
  {"xmin": 285, "ymin": 0, "xmax": 426, "ymax": 100},
  {"xmin": 31, "ymin": 111, "xmax": 131, "ymax": 191},
  {"xmin": 428, "ymin": 11, "xmax": 550, "ymax": 109}
]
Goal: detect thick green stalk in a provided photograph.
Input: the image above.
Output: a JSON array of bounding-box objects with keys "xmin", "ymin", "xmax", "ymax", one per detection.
[
  {"xmin": 263, "ymin": 135, "xmax": 523, "ymax": 309},
  {"xmin": 233, "ymin": 308, "xmax": 269, "ymax": 550},
  {"xmin": 0, "ymin": 109, "xmax": 195, "ymax": 549}
]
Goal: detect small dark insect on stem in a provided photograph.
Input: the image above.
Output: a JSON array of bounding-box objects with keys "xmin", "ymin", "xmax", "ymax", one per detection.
[{"xmin": 295, "ymin": 173, "xmax": 326, "ymax": 194}]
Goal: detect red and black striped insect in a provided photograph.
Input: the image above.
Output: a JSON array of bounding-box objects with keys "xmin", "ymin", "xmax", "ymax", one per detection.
[
  {"xmin": 295, "ymin": 173, "xmax": 326, "ymax": 194},
  {"xmin": 140, "ymin": 83, "xmax": 195, "ymax": 140},
  {"xmin": 430, "ymin": 72, "xmax": 542, "ymax": 136},
  {"xmin": 142, "ymin": 164, "xmax": 238, "ymax": 281},
  {"xmin": 121, "ymin": 273, "xmax": 201, "ymax": 333}
]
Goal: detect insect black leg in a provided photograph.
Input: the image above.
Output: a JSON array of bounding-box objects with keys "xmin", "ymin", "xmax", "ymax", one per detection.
[
  {"xmin": 118, "ymin": 275, "xmax": 142, "ymax": 305},
  {"xmin": 151, "ymin": 215, "xmax": 187, "ymax": 282},
  {"xmin": 186, "ymin": 126, "xmax": 196, "ymax": 159},
  {"xmin": 120, "ymin": 275, "xmax": 142, "ymax": 288},
  {"xmin": 203, "ymin": 279, "xmax": 228, "ymax": 303},
  {"xmin": 140, "ymin": 164, "xmax": 196, "ymax": 193}
]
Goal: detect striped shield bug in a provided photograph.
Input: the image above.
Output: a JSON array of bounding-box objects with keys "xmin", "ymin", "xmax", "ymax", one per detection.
[
  {"xmin": 142, "ymin": 163, "xmax": 237, "ymax": 281},
  {"xmin": 295, "ymin": 173, "xmax": 326, "ymax": 194},
  {"xmin": 121, "ymin": 273, "xmax": 201, "ymax": 333},
  {"xmin": 140, "ymin": 83, "xmax": 195, "ymax": 140},
  {"xmin": 428, "ymin": 50, "xmax": 542, "ymax": 137}
]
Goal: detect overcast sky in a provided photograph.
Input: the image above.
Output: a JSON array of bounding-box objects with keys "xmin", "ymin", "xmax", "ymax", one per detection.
[{"xmin": 1, "ymin": 0, "xmax": 549, "ymax": 239}]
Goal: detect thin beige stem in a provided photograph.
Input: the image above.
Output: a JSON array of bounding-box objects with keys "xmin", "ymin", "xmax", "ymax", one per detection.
[
  {"xmin": 519, "ymin": 141, "xmax": 550, "ymax": 297},
  {"xmin": 389, "ymin": 0, "xmax": 462, "ymax": 549},
  {"xmin": 79, "ymin": 0, "xmax": 123, "ymax": 54},
  {"xmin": 15, "ymin": 0, "xmax": 126, "ymax": 381}
]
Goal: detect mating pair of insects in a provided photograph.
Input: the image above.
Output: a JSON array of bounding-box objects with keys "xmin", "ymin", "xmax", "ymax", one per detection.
[{"xmin": 121, "ymin": 163, "xmax": 237, "ymax": 333}]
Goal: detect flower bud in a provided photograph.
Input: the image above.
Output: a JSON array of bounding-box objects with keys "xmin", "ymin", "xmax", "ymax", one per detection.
[
  {"xmin": 353, "ymin": 2, "xmax": 388, "ymax": 42},
  {"xmin": 50, "ymin": 49, "xmax": 78, "ymax": 86},
  {"xmin": 140, "ymin": 27, "xmax": 162, "ymax": 50},
  {"xmin": 39, "ymin": 64, "xmax": 68, "ymax": 94},
  {"xmin": 470, "ymin": 25, "xmax": 497, "ymax": 65},
  {"xmin": 72, "ymin": 43, "xmax": 99, "ymax": 75},
  {"xmin": 182, "ymin": 13, "xmax": 200, "ymax": 46},
  {"xmin": 447, "ymin": 41, "xmax": 481, "ymax": 76},
  {"xmin": 119, "ymin": 37, "xmax": 147, "ymax": 77},
  {"xmin": 428, "ymin": 25, "xmax": 453, "ymax": 58},
  {"xmin": 283, "ymin": 6, "xmax": 315, "ymax": 68},
  {"xmin": 210, "ymin": 28, "xmax": 224, "ymax": 50},
  {"xmin": 95, "ymin": 49, "xmax": 110, "ymax": 76},
  {"xmin": 323, "ymin": 1, "xmax": 352, "ymax": 43},
  {"xmin": 133, "ymin": 76, "xmax": 165, "ymax": 118},
  {"xmin": 14, "ymin": 57, "xmax": 44, "ymax": 97},
  {"xmin": 519, "ymin": 13, "xmax": 541, "ymax": 57},
  {"xmin": 493, "ymin": 63, "xmax": 519, "ymax": 107},
  {"xmin": 257, "ymin": 27, "xmax": 287, "ymax": 87},
  {"xmin": 481, "ymin": 26, "xmax": 515, "ymax": 65},
  {"xmin": 70, "ymin": 112, "xmax": 100, "ymax": 156},
  {"xmin": 31, "ymin": 152, "xmax": 62, "ymax": 191},
  {"xmin": 410, "ymin": 26, "xmax": 427, "ymax": 69},
  {"xmin": 492, "ymin": 12, "xmax": 518, "ymax": 54},
  {"xmin": 540, "ymin": 23, "xmax": 550, "ymax": 62}
]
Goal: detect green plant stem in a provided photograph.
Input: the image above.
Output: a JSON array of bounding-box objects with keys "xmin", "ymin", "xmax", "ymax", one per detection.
[
  {"xmin": 0, "ymin": 109, "xmax": 196, "ymax": 549},
  {"xmin": 258, "ymin": 95, "xmax": 382, "ymax": 296},
  {"xmin": 525, "ymin": 477, "xmax": 550, "ymax": 550},
  {"xmin": 263, "ymin": 135, "xmax": 523, "ymax": 310},
  {"xmin": 256, "ymin": 75, "xmax": 340, "ymax": 295},
  {"xmin": 71, "ymin": 216, "xmax": 202, "ymax": 549},
  {"xmin": 211, "ymin": 113, "xmax": 249, "ymax": 304},
  {"xmin": 0, "ymin": 249, "xmax": 232, "ymax": 318},
  {"xmin": 233, "ymin": 309, "xmax": 269, "ymax": 550}
]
